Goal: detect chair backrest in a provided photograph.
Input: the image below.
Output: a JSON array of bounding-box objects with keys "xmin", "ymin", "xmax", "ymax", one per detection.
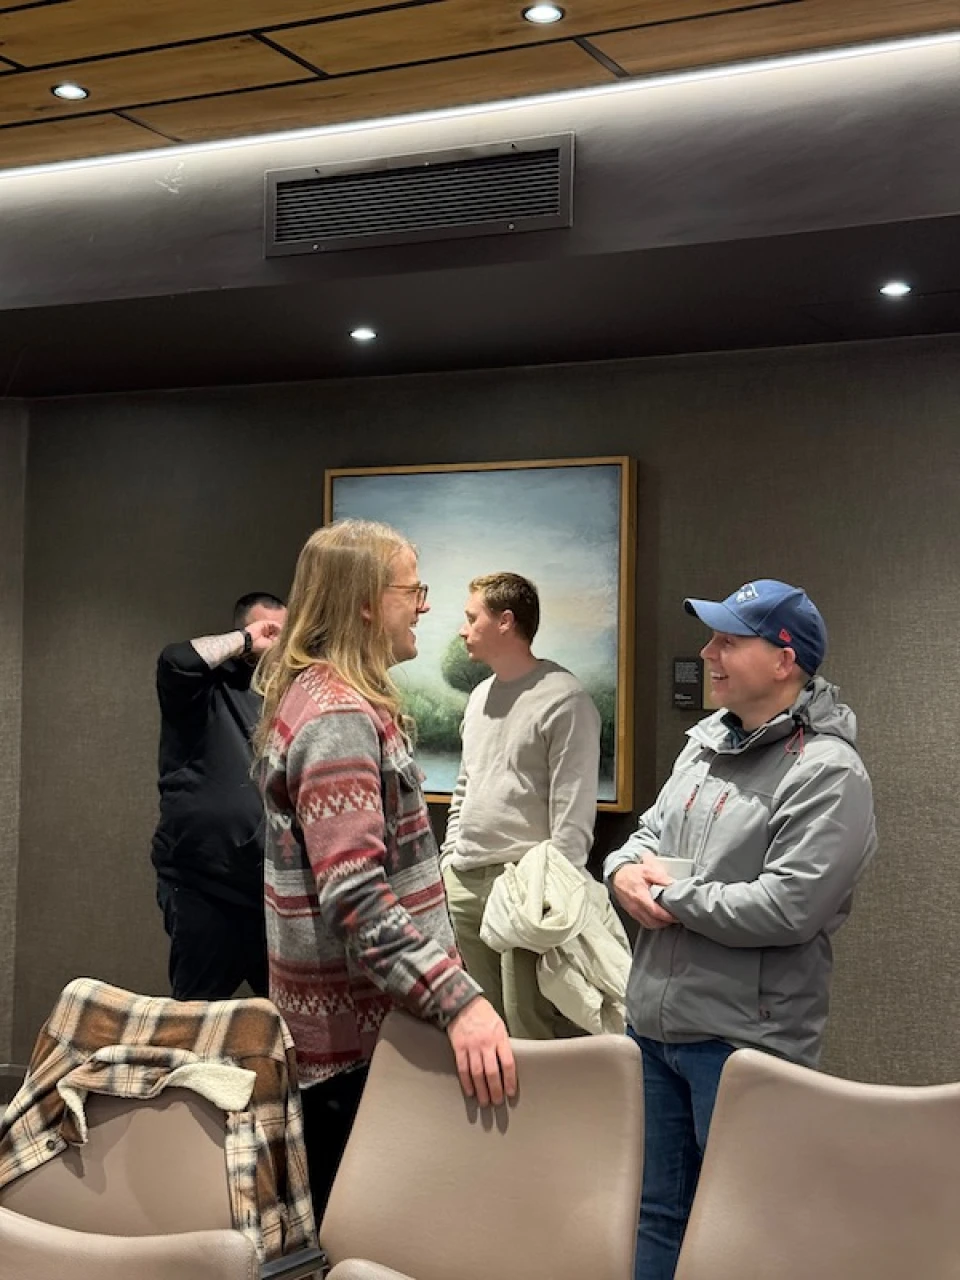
[
  {"xmin": 0, "ymin": 1205, "xmax": 257, "ymax": 1280},
  {"xmin": 675, "ymin": 1048, "xmax": 960, "ymax": 1280},
  {"xmin": 321, "ymin": 1012, "xmax": 644, "ymax": 1280},
  {"xmin": 327, "ymin": 1262, "xmax": 414, "ymax": 1280},
  {"xmin": 0, "ymin": 1088, "xmax": 233, "ymax": 1236}
]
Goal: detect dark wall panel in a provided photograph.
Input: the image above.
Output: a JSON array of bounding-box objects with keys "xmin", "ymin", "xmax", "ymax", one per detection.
[
  {"xmin": 16, "ymin": 334, "xmax": 960, "ymax": 1086},
  {"xmin": 0, "ymin": 402, "xmax": 26, "ymax": 1061}
]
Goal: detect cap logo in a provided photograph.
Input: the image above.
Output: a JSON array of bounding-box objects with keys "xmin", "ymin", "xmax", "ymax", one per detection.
[
  {"xmin": 779, "ymin": 628, "xmax": 792, "ymax": 643},
  {"xmin": 735, "ymin": 583, "xmax": 758, "ymax": 604}
]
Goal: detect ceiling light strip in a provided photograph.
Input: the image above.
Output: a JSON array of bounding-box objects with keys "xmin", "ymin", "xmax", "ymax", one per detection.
[{"xmin": 2, "ymin": 28, "xmax": 958, "ymax": 181}]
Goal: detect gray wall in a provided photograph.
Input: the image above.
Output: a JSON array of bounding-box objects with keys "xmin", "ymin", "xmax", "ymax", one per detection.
[
  {"xmin": 14, "ymin": 333, "xmax": 960, "ymax": 1084},
  {"xmin": 0, "ymin": 403, "xmax": 26, "ymax": 1062}
]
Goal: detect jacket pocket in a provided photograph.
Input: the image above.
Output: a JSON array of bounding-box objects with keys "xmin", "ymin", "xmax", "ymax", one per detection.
[{"xmin": 662, "ymin": 931, "xmax": 762, "ymax": 1042}]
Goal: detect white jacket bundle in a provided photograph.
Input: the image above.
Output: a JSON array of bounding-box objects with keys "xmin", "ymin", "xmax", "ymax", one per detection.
[{"xmin": 479, "ymin": 842, "xmax": 632, "ymax": 1035}]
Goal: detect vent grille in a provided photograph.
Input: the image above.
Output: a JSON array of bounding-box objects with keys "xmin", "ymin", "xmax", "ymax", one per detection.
[{"xmin": 265, "ymin": 136, "xmax": 573, "ymax": 257}]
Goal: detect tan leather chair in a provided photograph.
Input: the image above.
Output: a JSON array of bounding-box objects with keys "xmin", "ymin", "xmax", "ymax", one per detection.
[
  {"xmin": 320, "ymin": 1011, "xmax": 644, "ymax": 1280},
  {"xmin": 327, "ymin": 1263, "xmax": 411, "ymax": 1280},
  {"xmin": 0, "ymin": 1205, "xmax": 256, "ymax": 1280},
  {"xmin": 675, "ymin": 1047, "xmax": 960, "ymax": 1280},
  {"xmin": 0, "ymin": 1089, "xmax": 324, "ymax": 1280}
]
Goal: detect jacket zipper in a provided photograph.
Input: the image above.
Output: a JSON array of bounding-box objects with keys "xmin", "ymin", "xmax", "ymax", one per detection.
[
  {"xmin": 692, "ymin": 787, "xmax": 730, "ymax": 866},
  {"xmin": 658, "ymin": 783, "xmax": 700, "ymax": 1039},
  {"xmin": 678, "ymin": 785, "xmax": 700, "ymax": 860}
]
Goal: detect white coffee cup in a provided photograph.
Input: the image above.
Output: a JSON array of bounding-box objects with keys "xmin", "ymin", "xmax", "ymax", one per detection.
[{"xmin": 657, "ymin": 857, "xmax": 695, "ymax": 880}]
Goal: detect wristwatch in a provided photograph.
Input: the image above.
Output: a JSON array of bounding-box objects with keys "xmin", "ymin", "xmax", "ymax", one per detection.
[{"xmin": 241, "ymin": 628, "xmax": 253, "ymax": 656}]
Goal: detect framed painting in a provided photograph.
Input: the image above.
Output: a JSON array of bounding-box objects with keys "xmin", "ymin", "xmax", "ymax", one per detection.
[{"xmin": 324, "ymin": 457, "xmax": 636, "ymax": 812}]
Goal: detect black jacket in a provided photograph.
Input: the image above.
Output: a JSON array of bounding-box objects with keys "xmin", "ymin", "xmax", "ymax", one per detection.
[{"xmin": 150, "ymin": 640, "xmax": 265, "ymax": 907}]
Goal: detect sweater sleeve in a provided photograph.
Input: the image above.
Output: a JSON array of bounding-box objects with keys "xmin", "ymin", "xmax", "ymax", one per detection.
[
  {"xmin": 543, "ymin": 690, "xmax": 601, "ymax": 867},
  {"xmin": 287, "ymin": 707, "xmax": 481, "ymax": 1028},
  {"xmin": 439, "ymin": 721, "xmax": 468, "ymax": 870},
  {"xmin": 440, "ymin": 692, "xmax": 478, "ymax": 869}
]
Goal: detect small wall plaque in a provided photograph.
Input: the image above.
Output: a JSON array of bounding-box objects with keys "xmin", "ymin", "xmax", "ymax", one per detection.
[{"xmin": 673, "ymin": 657, "xmax": 704, "ymax": 711}]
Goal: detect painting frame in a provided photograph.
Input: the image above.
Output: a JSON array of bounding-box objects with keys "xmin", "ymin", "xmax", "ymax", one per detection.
[{"xmin": 324, "ymin": 456, "xmax": 636, "ymax": 813}]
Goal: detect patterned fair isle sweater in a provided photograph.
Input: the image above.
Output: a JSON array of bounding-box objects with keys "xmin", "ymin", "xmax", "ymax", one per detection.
[{"xmin": 261, "ymin": 664, "xmax": 481, "ymax": 1084}]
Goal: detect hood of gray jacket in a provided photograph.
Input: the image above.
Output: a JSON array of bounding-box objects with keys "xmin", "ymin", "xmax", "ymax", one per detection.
[{"xmin": 688, "ymin": 676, "xmax": 859, "ymax": 756}]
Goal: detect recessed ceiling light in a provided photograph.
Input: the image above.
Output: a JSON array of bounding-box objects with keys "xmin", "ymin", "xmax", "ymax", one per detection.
[
  {"xmin": 350, "ymin": 326, "xmax": 377, "ymax": 342},
  {"xmin": 879, "ymin": 281, "xmax": 912, "ymax": 298},
  {"xmin": 51, "ymin": 82, "xmax": 90, "ymax": 101},
  {"xmin": 522, "ymin": 4, "xmax": 565, "ymax": 24}
]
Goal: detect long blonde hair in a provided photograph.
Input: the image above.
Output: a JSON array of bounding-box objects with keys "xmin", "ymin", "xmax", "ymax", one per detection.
[{"xmin": 254, "ymin": 519, "xmax": 413, "ymax": 755}]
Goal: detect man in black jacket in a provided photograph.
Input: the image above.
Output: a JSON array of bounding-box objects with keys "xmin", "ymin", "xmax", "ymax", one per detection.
[{"xmin": 151, "ymin": 592, "xmax": 286, "ymax": 1000}]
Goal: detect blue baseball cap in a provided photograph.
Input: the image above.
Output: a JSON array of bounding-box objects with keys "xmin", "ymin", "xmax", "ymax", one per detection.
[{"xmin": 684, "ymin": 579, "xmax": 827, "ymax": 675}]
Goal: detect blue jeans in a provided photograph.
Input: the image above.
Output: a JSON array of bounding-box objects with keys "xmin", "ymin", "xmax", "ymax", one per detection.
[{"xmin": 628, "ymin": 1030, "xmax": 736, "ymax": 1280}]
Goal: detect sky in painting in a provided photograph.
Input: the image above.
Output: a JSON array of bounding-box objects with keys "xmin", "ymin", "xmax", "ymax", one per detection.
[{"xmin": 331, "ymin": 463, "xmax": 621, "ymax": 693}]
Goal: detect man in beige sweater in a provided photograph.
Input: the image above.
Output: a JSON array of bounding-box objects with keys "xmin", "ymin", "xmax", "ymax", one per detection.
[{"xmin": 440, "ymin": 572, "xmax": 601, "ymax": 1038}]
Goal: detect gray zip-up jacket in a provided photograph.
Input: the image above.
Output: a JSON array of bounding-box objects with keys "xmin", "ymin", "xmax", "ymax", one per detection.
[{"xmin": 604, "ymin": 679, "xmax": 877, "ymax": 1067}]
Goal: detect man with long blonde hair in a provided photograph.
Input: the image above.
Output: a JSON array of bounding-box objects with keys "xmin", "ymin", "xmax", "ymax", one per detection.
[{"xmin": 256, "ymin": 519, "xmax": 515, "ymax": 1219}]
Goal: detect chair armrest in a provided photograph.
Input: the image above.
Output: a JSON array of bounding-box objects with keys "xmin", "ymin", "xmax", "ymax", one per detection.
[
  {"xmin": 260, "ymin": 1245, "xmax": 329, "ymax": 1279},
  {"xmin": 326, "ymin": 1261, "xmax": 416, "ymax": 1280}
]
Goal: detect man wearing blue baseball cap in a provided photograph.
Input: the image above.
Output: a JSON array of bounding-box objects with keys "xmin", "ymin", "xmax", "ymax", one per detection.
[{"xmin": 605, "ymin": 579, "xmax": 877, "ymax": 1280}]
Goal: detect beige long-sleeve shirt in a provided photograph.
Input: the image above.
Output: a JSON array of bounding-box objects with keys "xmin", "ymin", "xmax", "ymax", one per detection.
[{"xmin": 441, "ymin": 660, "xmax": 601, "ymax": 871}]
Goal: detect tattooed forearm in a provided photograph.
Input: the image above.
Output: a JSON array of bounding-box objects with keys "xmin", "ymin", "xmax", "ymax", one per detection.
[{"xmin": 190, "ymin": 630, "xmax": 245, "ymax": 669}]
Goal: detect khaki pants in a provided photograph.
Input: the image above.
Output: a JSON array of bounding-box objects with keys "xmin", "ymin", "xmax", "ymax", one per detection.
[{"xmin": 443, "ymin": 862, "xmax": 576, "ymax": 1040}]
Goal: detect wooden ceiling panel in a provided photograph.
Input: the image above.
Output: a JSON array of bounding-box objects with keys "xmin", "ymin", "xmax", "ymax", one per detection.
[
  {"xmin": 0, "ymin": 0, "xmax": 67, "ymax": 11},
  {"xmin": 266, "ymin": 0, "xmax": 783, "ymax": 77},
  {"xmin": 0, "ymin": 112, "xmax": 167, "ymax": 166},
  {"xmin": 0, "ymin": 0, "xmax": 957, "ymax": 170},
  {"xmin": 0, "ymin": 36, "xmax": 307, "ymax": 128},
  {"xmin": 0, "ymin": 0, "xmax": 416, "ymax": 66},
  {"xmin": 132, "ymin": 42, "xmax": 615, "ymax": 143},
  {"xmin": 592, "ymin": 0, "xmax": 960, "ymax": 76}
]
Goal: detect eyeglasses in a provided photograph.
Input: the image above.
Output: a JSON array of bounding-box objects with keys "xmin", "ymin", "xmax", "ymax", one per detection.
[{"xmin": 386, "ymin": 581, "xmax": 429, "ymax": 609}]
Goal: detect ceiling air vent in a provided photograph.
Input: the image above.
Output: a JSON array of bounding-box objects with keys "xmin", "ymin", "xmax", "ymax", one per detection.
[{"xmin": 264, "ymin": 134, "xmax": 573, "ymax": 257}]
